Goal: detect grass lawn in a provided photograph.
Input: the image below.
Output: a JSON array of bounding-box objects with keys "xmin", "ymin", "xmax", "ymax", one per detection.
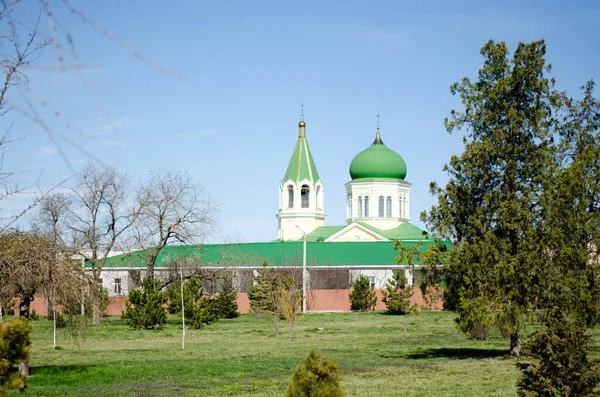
[{"xmin": 18, "ymin": 311, "xmax": 600, "ymax": 396}]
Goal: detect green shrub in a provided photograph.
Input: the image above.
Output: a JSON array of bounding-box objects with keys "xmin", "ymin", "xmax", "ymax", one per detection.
[
  {"xmin": 28, "ymin": 309, "xmax": 39, "ymax": 321},
  {"xmin": 187, "ymin": 297, "xmax": 219, "ymax": 329},
  {"xmin": 381, "ymin": 270, "xmax": 413, "ymax": 315},
  {"xmin": 455, "ymin": 297, "xmax": 493, "ymax": 340},
  {"xmin": 517, "ymin": 318, "xmax": 598, "ymax": 397},
  {"xmin": 55, "ymin": 314, "xmax": 67, "ymax": 329},
  {"xmin": 167, "ymin": 277, "xmax": 224, "ymax": 329},
  {"xmin": 247, "ymin": 262, "xmax": 280, "ymax": 317},
  {"xmin": 285, "ymin": 349, "xmax": 343, "ymax": 397},
  {"xmin": 349, "ymin": 275, "xmax": 376, "ymax": 312},
  {"xmin": 123, "ymin": 279, "xmax": 167, "ymax": 330},
  {"xmin": 213, "ymin": 279, "xmax": 239, "ymax": 319},
  {"xmin": 0, "ymin": 319, "xmax": 31, "ymax": 395}
]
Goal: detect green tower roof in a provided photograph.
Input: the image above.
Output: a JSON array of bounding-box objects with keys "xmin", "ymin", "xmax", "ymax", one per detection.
[
  {"xmin": 349, "ymin": 129, "xmax": 407, "ymax": 180},
  {"xmin": 282, "ymin": 118, "xmax": 321, "ymax": 185}
]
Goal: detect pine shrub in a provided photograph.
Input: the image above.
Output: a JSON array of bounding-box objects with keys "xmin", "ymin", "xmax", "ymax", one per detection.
[
  {"xmin": 166, "ymin": 277, "xmax": 227, "ymax": 329},
  {"xmin": 381, "ymin": 270, "xmax": 413, "ymax": 315},
  {"xmin": 248, "ymin": 262, "xmax": 280, "ymax": 317},
  {"xmin": 0, "ymin": 319, "xmax": 31, "ymax": 395},
  {"xmin": 349, "ymin": 275, "xmax": 376, "ymax": 312},
  {"xmin": 123, "ymin": 278, "xmax": 167, "ymax": 330},
  {"xmin": 284, "ymin": 349, "xmax": 343, "ymax": 397},
  {"xmin": 517, "ymin": 319, "xmax": 598, "ymax": 397},
  {"xmin": 213, "ymin": 279, "xmax": 239, "ymax": 319}
]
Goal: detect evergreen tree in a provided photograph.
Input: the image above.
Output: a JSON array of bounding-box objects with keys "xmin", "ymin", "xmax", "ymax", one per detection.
[
  {"xmin": 0, "ymin": 319, "xmax": 31, "ymax": 395},
  {"xmin": 538, "ymin": 81, "xmax": 600, "ymax": 326},
  {"xmin": 517, "ymin": 318, "xmax": 598, "ymax": 397},
  {"xmin": 349, "ymin": 275, "xmax": 376, "ymax": 312},
  {"xmin": 213, "ymin": 279, "xmax": 239, "ymax": 319},
  {"xmin": 123, "ymin": 278, "xmax": 168, "ymax": 330},
  {"xmin": 422, "ymin": 40, "xmax": 559, "ymax": 356},
  {"xmin": 166, "ymin": 277, "xmax": 220, "ymax": 329},
  {"xmin": 284, "ymin": 349, "xmax": 343, "ymax": 397},
  {"xmin": 247, "ymin": 261, "xmax": 281, "ymax": 318},
  {"xmin": 381, "ymin": 270, "xmax": 413, "ymax": 315}
]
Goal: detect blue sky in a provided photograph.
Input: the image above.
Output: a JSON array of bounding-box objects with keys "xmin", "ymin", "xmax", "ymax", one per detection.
[{"xmin": 3, "ymin": 0, "xmax": 600, "ymax": 243}]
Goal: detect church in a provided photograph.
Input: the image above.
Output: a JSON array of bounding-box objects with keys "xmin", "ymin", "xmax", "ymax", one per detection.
[{"xmin": 101, "ymin": 115, "xmax": 441, "ymax": 312}]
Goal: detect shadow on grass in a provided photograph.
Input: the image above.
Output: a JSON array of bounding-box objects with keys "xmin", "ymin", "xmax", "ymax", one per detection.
[
  {"xmin": 407, "ymin": 347, "xmax": 506, "ymax": 360},
  {"xmin": 32, "ymin": 364, "xmax": 97, "ymax": 376}
]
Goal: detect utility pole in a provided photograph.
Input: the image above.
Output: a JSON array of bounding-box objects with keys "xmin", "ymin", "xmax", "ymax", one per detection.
[{"xmin": 295, "ymin": 225, "xmax": 308, "ymax": 313}]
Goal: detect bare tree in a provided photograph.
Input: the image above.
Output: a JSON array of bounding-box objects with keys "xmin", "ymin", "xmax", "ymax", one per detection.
[
  {"xmin": 31, "ymin": 192, "xmax": 72, "ymax": 320},
  {"xmin": 132, "ymin": 169, "xmax": 218, "ymax": 280},
  {"xmin": 66, "ymin": 163, "xmax": 141, "ymax": 325}
]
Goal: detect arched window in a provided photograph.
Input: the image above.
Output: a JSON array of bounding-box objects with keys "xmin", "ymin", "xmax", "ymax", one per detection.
[
  {"xmin": 386, "ymin": 196, "xmax": 392, "ymax": 217},
  {"xmin": 399, "ymin": 195, "xmax": 406, "ymax": 218},
  {"xmin": 301, "ymin": 185, "xmax": 310, "ymax": 208},
  {"xmin": 364, "ymin": 196, "xmax": 370, "ymax": 217},
  {"xmin": 358, "ymin": 196, "xmax": 363, "ymax": 217},
  {"xmin": 347, "ymin": 193, "xmax": 352, "ymax": 218},
  {"xmin": 399, "ymin": 195, "xmax": 403, "ymax": 218},
  {"xmin": 316, "ymin": 186, "xmax": 321, "ymax": 209},
  {"xmin": 378, "ymin": 196, "xmax": 384, "ymax": 217},
  {"xmin": 287, "ymin": 185, "xmax": 294, "ymax": 208}
]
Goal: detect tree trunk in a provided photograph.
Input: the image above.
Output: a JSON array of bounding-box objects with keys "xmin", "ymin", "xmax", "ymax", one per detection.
[
  {"xmin": 92, "ymin": 297, "xmax": 101, "ymax": 326},
  {"xmin": 289, "ymin": 314, "xmax": 295, "ymax": 341},
  {"xmin": 47, "ymin": 296, "xmax": 56, "ymax": 321},
  {"xmin": 404, "ymin": 315, "xmax": 408, "ymax": 334},
  {"xmin": 146, "ymin": 263, "xmax": 155, "ymax": 281},
  {"xmin": 274, "ymin": 310, "xmax": 280, "ymax": 336},
  {"xmin": 18, "ymin": 361, "xmax": 29, "ymax": 376},
  {"xmin": 19, "ymin": 295, "xmax": 32, "ymax": 318},
  {"xmin": 510, "ymin": 330, "xmax": 521, "ymax": 357}
]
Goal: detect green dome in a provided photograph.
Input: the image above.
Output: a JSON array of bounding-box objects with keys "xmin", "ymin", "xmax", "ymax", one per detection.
[{"xmin": 349, "ymin": 131, "xmax": 407, "ymax": 180}]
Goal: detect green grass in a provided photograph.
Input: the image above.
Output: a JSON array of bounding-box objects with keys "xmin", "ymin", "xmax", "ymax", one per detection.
[{"xmin": 16, "ymin": 311, "xmax": 600, "ymax": 396}]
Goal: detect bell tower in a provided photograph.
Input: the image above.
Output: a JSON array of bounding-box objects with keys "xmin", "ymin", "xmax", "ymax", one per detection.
[{"xmin": 277, "ymin": 111, "xmax": 325, "ymax": 241}]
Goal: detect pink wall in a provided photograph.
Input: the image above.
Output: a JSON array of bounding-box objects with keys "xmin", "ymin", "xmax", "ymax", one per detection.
[{"xmin": 6, "ymin": 289, "xmax": 442, "ymax": 317}]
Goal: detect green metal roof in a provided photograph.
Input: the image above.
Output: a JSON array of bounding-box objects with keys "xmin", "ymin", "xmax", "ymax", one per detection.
[
  {"xmin": 349, "ymin": 130, "xmax": 407, "ymax": 180},
  {"xmin": 304, "ymin": 226, "xmax": 345, "ymax": 242},
  {"xmin": 282, "ymin": 122, "xmax": 320, "ymax": 185},
  {"xmin": 356, "ymin": 222, "xmax": 429, "ymax": 241},
  {"xmin": 100, "ymin": 240, "xmax": 449, "ymax": 269},
  {"xmin": 300, "ymin": 222, "xmax": 429, "ymax": 242}
]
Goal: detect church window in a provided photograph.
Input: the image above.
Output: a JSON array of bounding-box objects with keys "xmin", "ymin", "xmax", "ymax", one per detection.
[
  {"xmin": 364, "ymin": 196, "xmax": 370, "ymax": 217},
  {"xmin": 399, "ymin": 195, "xmax": 407, "ymax": 218},
  {"xmin": 358, "ymin": 196, "xmax": 363, "ymax": 217},
  {"xmin": 386, "ymin": 196, "xmax": 392, "ymax": 217},
  {"xmin": 287, "ymin": 185, "xmax": 294, "ymax": 208},
  {"xmin": 347, "ymin": 194, "xmax": 352, "ymax": 218},
  {"xmin": 301, "ymin": 185, "xmax": 310, "ymax": 208},
  {"xmin": 378, "ymin": 196, "xmax": 384, "ymax": 217},
  {"xmin": 316, "ymin": 186, "xmax": 322, "ymax": 209}
]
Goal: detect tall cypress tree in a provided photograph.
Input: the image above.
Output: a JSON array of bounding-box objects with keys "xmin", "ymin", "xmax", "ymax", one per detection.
[{"xmin": 423, "ymin": 40, "xmax": 559, "ymax": 356}]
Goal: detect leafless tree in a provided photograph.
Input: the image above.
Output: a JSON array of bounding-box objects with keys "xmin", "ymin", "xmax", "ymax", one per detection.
[
  {"xmin": 0, "ymin": 2, "xmax": 54, "ymax": 227},
  {"xmin": 131, "ymin": 169, "xmax": 218, "ymax": 280},
  {"xmin": 31, "ymin": 191, "xmax": 72, "ymax": 320},
  {"xmin": 0, "ymin": 2, "xmax": 184, "ymax": 229},
  {"xmin": 65, "ymin": 163, "xmax": 141, "ymax": 325}
]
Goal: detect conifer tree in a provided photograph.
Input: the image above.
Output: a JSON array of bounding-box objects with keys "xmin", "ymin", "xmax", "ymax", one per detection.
[
  {"xmin": 213, "ymin": 279, "xmax": 239, "ymax": 319},
  {"xmin": 123, "ymin": 279, "xmax": 168, "ymax": 330},
  {"xmin": 349, "ymin": 275, "xmax": 376, "ymax": 312},
  {"xmin": 422, "ymin": 40, "xmax": 559, "ymax": 356},
  {"xmin": 284, "ymin": 349, "xmax": 343, "ymax": 397},
  {"xmin": 381, "ymin": 270, "xmax": 413, "ymax": 315}
]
